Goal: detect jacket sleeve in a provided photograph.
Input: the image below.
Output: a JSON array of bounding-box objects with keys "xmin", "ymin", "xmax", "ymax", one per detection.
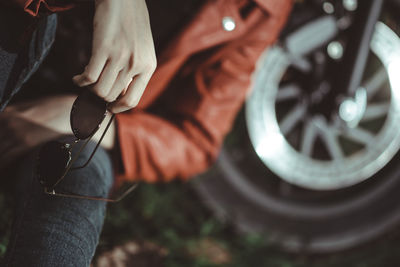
[
  {"xmin": 115, "ymin": 5, "xmax": 291, "ymax": 183},
  {"xmin": 11, "ymin": 0, "xmax": 74, "ymax": 16}
]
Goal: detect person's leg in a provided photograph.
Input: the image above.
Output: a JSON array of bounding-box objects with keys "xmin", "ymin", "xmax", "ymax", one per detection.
[{"xmin": 4, "ymin": 140, "xmax": 113, "ymax": 267}]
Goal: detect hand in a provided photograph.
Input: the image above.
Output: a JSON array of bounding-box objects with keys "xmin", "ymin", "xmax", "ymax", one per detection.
[
  {"xmin": 72, "ymin": 0, "xmax": 157, "ymax": 113},
  {"xmin": 0, "ymin": 95, "xmax": 116, "ymax": 169}
]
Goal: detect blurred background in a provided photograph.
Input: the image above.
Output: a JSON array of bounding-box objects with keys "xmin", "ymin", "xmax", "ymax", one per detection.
[{"xmin": 3, "ymin": 0, "xmax": 400, "ymax": 266}]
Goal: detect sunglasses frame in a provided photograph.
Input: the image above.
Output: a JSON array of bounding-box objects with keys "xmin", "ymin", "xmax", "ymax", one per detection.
[{"xmin": 37, "ymin": 92, "xmax": 137, "ymax": 202}]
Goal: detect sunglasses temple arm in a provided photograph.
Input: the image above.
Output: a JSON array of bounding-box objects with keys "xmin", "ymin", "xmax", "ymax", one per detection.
[
  {"xmin": 72, "ymin": 114, "xmax": 115, "ymax": 170},
  {"xmin": 51, "ymin": 137, "xmax": 93, "ymax": 188},
  {"xmin": 46, "ymin": 188, "xmax": 119, "ymax": 202},
  {"xmin": 45, "ymin": 183, "xmax": 138, "ymax": 202},
  {"xmin": 113, "ymin": 183, "xmax": 138, "ymax": 202}
]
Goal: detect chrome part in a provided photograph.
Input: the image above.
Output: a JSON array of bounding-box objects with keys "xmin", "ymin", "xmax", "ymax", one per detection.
[
  {"xmin": 339, "ymin": 88, "xmax": 367, "ymax": 127},
  {"xmin": 327, "ymin": 41, "xmax": 344, "ymax": 60},
  {"xmin": 323, "ymin": 2, "xmax": 335, "ymax": 14},
  {"xmin": 343, "ymin": 0, "xmax": 358, "ymax": 11},
  {"xmin": 339, "ymin": 99, "xmax": 359, "ymax": 123},
  {"xmin": 222, "ymin": 17, "xmax": 236, "ymax": 32}
]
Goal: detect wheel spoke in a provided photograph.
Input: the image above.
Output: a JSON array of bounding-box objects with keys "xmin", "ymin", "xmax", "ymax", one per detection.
[
  {"xmin": 279, "ymin": 104, "xmax": 307, "ymax": 135},
  {"xmin": 362, "ymin": 102, "xmax": 390, "ymax": 121},
  {"xmin": 342, "ymin": 127, "xmax": 376, "ymax": 146},
  {"xmin": 300, "ymin": 119, "xmax": 318, "ymax": 156},
  {"xmin": 364, "ymin": 67, "xmax": 387, "ymax": 100},
  {"xmin": 315, "ymin": 117, "xmax": 344, "ymax": 160},
  {"xmin": 289, "ymin": 55, "xmax": 312, "ymax": 73},
  {"xmin": 277, "ymin": 84, "xmax": 301, "ymax": 102}
]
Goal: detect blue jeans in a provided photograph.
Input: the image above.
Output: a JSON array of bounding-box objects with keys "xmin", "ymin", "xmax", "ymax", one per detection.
[
  {"xmin": 3, "ymin": 140, "xmax": 114, "ymax": 266},
  {"xmin": 0, "ymin": 6, "xmax": 113, "ymax": 266},
  {"xmin": 0, "ymin": 5, "xmax": 115, "ymax": 266},
  {"xmin": 0, "ymin": 6, "xmax": 57, "ymax": 111}
]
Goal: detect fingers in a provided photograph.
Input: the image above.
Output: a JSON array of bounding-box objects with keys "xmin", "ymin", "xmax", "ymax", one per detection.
[
  {"xmin": 104, "ymin": 70, "xmax": 134, "ymax": 102},
  {"xmin": 109, "ymin": 74, "xmax": 151, "ymax": 113},
  {"xmin": 91, "ymin": 59, "xmax": 123, "ymax": 100},
  {"xmin": 73, "ymin": 51, "xmax": 108, "ymax": 87},
  {"xmin": 73, "ymin": 0, "xmax": 157, "ymax": 112}
]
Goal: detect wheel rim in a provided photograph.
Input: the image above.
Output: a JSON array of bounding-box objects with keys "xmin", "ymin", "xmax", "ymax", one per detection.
[{"xmin": 246, "ymin": 21, "xmax": 400, "ymax": 190}]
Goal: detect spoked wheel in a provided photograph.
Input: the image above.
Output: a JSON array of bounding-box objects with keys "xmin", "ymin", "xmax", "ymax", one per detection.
[
  {"xmin": 193, "ymin": 1, "xmax": 400, "ymax": 253},
  {"xmin": 250, "ymin": 20, "xmax": 400, "ymax": 190}
]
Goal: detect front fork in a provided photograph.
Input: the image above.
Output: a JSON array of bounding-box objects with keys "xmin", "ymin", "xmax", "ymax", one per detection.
[
  {"xmin": 332, "ymin": 0, "xmax": 385, "ymax": 125},
  {"xmin": 334, "ymin": 0, "xmax": 385, "ymax": 96}
]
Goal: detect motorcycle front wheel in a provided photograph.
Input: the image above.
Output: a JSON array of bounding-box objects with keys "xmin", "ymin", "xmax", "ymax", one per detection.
[{"xmin": 193, "ymin": 0, "xmax": 400, "ymax": 253}]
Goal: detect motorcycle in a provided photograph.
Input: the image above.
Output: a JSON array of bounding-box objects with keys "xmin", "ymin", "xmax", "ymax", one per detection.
[{"xmin": 194, "ymin": 0, "xmax": 400, "ymax": 253}]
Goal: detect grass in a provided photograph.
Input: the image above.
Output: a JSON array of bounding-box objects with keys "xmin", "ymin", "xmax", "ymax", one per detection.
[
  {"xmin": 95, "ymin": 181, "xmax": 305, "ymax": 267},
  {"xmin": 95, "ymin": 181, "xmax": 400, "ymax": 267}
]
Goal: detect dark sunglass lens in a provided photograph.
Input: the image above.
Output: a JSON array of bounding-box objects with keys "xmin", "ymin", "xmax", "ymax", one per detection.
[
  {"xmin": 37, "ymin": 141, "xmax": 71, "ymax": 188},
  {"xmin": 71, "ymin": 90, "xmax": 107, "ymax": 140}
]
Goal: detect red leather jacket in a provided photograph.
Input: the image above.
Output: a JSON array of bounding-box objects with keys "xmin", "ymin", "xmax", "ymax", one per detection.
[{"xmin": 12, "ymin": 0, "xmax": 292, "ymax": 184}]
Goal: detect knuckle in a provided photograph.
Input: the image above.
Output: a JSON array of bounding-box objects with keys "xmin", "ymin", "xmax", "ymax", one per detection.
[
  {"xmin": 106, "ymin": 91, "xmax": 120, "ymax": 102},
  {"xmin": 127, "ymin": 68, "xmax": 136, "ymax": 78},
  {"xmin": 122, "ymin": 96, "xmax": 139, "ymax": 108},
  {"xmin": 114, "ymin": 47, "xmax": 130, "ymax": 63},
  {"xmin": 110, "ymin": 106, "xmax": 125, "ymax": 114},
  {"xmin": 131, "ymin": 61, "xmax": 141, "ymax": 72},
  {"xmin": 121, "ymin": 48, "xmax": 130, "ymax": 60},
  {"xmin": 83, "ymin": 73, "xmax": 96, "ymax": 83}
]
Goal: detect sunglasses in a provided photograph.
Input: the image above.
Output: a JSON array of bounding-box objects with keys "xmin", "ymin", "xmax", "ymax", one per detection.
[{"xmin": 36, "ymin": 90, "xmax": 137, "ymax": 202}]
